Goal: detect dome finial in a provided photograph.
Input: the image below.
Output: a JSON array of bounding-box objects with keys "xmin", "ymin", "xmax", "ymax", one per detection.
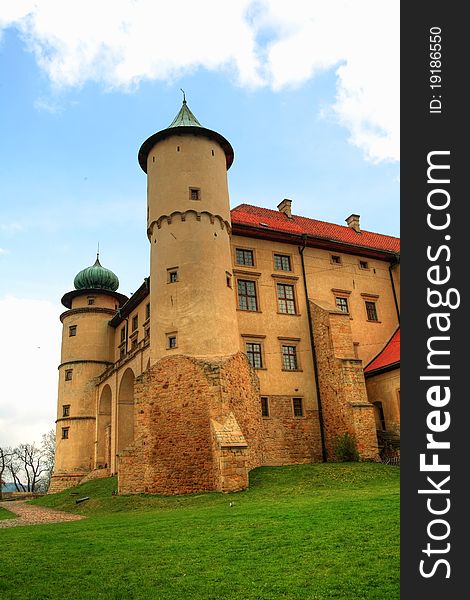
[{"xmin": 180, "ymin": 88, "xmax": 186, "ymax": 104}]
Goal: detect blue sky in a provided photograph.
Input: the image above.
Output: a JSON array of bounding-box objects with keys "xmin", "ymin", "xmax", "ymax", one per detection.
[{"xmin": 0, "ymin": 1, "xmax": 399, "ymax": 448}]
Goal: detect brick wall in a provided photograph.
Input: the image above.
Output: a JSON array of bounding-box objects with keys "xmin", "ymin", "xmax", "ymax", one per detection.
[
  {"xmin": 310, "ymin": 300, "xmax": 379, "ymax": 461},
  {"xmin": 118, "ymin": 352, "xmax": 263, "ymax": 495}
]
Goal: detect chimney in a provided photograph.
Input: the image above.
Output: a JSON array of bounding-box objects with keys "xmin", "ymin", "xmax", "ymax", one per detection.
[
  {"xmin": 277, "ymin": 198, "xmax": 292, "ymax": 219},
  {"xmin": 345, "ymin": 213, "xmax": 361, "ymax": 233}
]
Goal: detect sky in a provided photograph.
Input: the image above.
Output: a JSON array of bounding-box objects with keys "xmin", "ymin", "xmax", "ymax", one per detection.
[{"xmin": 0, "ymin": 0, "xmax": 399, "ymax": 448}]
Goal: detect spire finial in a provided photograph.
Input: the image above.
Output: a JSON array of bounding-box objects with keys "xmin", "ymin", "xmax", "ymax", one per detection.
[
  {"xmin": 180, "ymin": 88, "xmax": 186, "ymax": 104},
  {"xmin": 97, "ymin": 241, "xmax": 100, "ymax": 260}
]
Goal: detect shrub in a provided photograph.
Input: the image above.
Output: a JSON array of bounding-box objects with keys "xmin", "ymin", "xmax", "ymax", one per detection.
[{"xmin": 333, "ymin": 432, "xmax": 359, "ymax": 462}]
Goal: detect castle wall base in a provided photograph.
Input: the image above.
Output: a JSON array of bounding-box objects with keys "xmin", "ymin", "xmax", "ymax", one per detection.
[
  {"xmin": 48, "ymin": 472, "xmax": 88, "ymax": 494},
  {"xmin": 118, "ymin": 352, "xmax": 263, "ymax": 495}
]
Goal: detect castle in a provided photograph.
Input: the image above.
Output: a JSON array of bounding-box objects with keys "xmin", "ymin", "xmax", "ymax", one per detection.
[{"xmin": 50, "ymin": 100, "xmax": 400, "ymax": 495}]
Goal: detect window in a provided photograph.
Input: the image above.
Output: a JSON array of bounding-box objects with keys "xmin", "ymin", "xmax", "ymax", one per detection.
[
  {"xmin": 69, "ymin": 325, "xmax": 77, "ymax": 337},
  {"xmin": 261, "ymin": 397, "xmax": 269, "ymax": 417},
  {"xmin": 331, "ymin": 255, "xmax": 342, "ymax": 265},
  {"xmin": 87, "ymin": 297, "xmax": 95, "ymax": 305},
  {"xmin": 168, "ymin": 269, "xmax": 178, "ymax": 283},
  {"xmin": 235, "ymin": 248, "xmax": 254, "ymax": 266},
  {"xmin": 62, "ymin": 405, "xmax": 70, "ymax": 417},
  {"xmin": 189, "ymin": 187, "xmax": 200, "ymax": 200},
  {"xmin": 145, "ymin": 303, "xmax": 150, "ymax": 320},
  {"xmin": 373, "ymin": 402, "xmax": 386, "ymax": 430},
  {"xmin": 335, "ymin": 297, "xmax": 349, "ymax": 313},
  {"xmin": 131, "ymin": 337, "xmax": 138, "ymax": 350},
  {"xmin": 120, "ymin": 327, "xmax": 126, "ymax": 343},
  {"xmin": 282, "ymin": 345, "xmax": 298, "ymax": 370},
  {"xmin": 144, "ymin": 327, "xmax": 150, "ymax": 340},
  {"xmin": 277, "ymin": 283, "xmax": 296, "ymax": 314},
  {"xmin": 237, "ymin": 280, "xmax": 258, "ymax": 311},
  {"xmin": 65, "ymin": 369, "xmax": 73, "ymax": 381},
  {"xmin": 132, "ymin": 315, "xmax": 138, "ymax": 331},
  {"xmin": 168, "ymin": 335, "xmax": 177, "ymax": 349},
  {"xmin": 61, "ymin": 427, "xmax": 69, "ymax": 439},
  {"xmin": 359, "ymin": 260, "xmax": 369, "ymax": 270},
  {"xmin": 246, "ymin": 342, "xmax": 263, "ymax": 369},
  {"xmin": 120, "ymin": 346, "xmax": 126, "ymax": 358},
  {"xmin": 365, "ymin": 301, "xmax": 378, "ymax": 321},
  {"xmin": 293, "ymin": 397, "xmax": 303, "ymax": 417},
  {"xmin": 274, "ymin": 254, "xmax": 291, "ymax": 271}
]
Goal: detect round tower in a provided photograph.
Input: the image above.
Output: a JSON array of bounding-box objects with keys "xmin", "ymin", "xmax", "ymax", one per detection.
[
  {"xmin": 50, "ymin": 256, "xmax": 128, "ymax": 492},
  {"xmin": 138, "ymin": 98, "xmax": 240, "ymax": 362}
]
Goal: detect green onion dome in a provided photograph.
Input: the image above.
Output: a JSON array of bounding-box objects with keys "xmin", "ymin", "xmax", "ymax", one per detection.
[{"xmin": 73, "ymin": 256, "xmax": 119, "ymax": 292}]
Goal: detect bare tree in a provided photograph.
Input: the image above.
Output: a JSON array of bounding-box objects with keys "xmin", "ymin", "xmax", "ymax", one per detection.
[
  {"xmin": 41, "ymin": 429, "xmax": 56, "ymax": 491},
  {"xmin": 0, "ymin": 447, "xmax": 14, "ymax": 499}
]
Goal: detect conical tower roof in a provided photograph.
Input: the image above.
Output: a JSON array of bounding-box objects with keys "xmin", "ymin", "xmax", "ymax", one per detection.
[{"xmin": 138, "ymin": 96, "xmax": 234, "ymax": 173}]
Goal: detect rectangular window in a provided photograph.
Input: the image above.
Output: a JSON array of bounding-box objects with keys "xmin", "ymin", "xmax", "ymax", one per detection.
[
  {"xmin": 145, "ymin": 303, "xmax": 150, "ymax": 320},
  {"xmin": 167, "ymin": 268, "xmax": 179, "ymax": 283},
  {"xmin": 61, "ymin": 427, "xmax": 69, "ymax": 439},
  {"xmin": 120, "ymin": 346, "xmax": 126, "ymax": 358},
  {"xmin": 282, "ymin": 345, "xmax": 298, "ymax": 370},
  {"xmin": 144, "ymin": 327, "xmax": 150, "ymax": 340},
  {"xmin": 365, "ymin": 301, "xmax": 378, "ymax": 321},
  {"xmin": 261, "ymin": 397, "xmax": 269, "ymax": 417},
  {"xmin": 331, "ymin": 255, "xmax": 342, "ymax": 264},
  {"xmin": 235, "ymin": 248, "xmax": 254, "ymax": 266},
  {"xmin": 87, "ymin": 297, "xmax": 95, "ymax": 305},
  {"xmin": 293, "ymin": 397, "xmax": 303, "ymax": 417},
  {"xmin": 277, "ymin": 283, "xmax": 296, "ymax": 314},
  {"xmin": 246, "ymin": 342, "xmax": 263, "ymax": 369},
  {"xmin": 335, "ymin": 297, "xmax": 349, "ymax": 313},
  {"xmin": 237, "ymin": 280, "xmax": 258, "ymax": 311},
  {"xmin": 120, "ymin": 326, "xmax": 126, "ymax": 343},
  {"xmin": 168, "ymin": 335, "xmax": 177, "ymax": 349},
  {"xmin": 189, "ymin": 187, "xmax": 200, "ymax": 200},
  {"xmin": 69, "ymin": 325, "xmax": 77, "ymax": 337},
  {"xmin": 65, "ymin": 369, "xmax": 73, "ymax": 381},
  {"xmin": 131, "ymin": 337, "xmax": 138, "ymax": 350},
  {"xmin": 274, "ymin": 254, "xmax": 291, "ymax": 271},
  {"xmin": 359, "ymin": 260, "xmax": 369, "ymax": 270},
  {"xmin": 62, "ymin": 405, "xmax": 70, "ymax": 417},
  {"xmin": 132, "ymin": 315, "xmax": 138, "ymax": 331}
]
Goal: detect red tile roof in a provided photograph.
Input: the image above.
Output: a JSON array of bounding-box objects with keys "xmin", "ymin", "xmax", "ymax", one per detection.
[
  {"xmin": 364, "ymin": 328, "xmax": 400, "ymax": 374},
  {"xmin": 230, "ymin": 204, "xmax": 400, "ymax": 254}
]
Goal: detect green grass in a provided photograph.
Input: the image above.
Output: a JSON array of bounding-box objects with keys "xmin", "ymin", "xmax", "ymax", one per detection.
[
  {"xmin": 0, "ymin": 463, "xmax": 399, "ymax": 600},
  {"xmin": 0, "ymin": 505, "xmax": 16, "ymax": 520}
]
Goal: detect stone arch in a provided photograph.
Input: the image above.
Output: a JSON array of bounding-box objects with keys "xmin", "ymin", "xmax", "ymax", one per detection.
[
  {"xmin": 96, "ymin": 385, "xmax": 112, "ymax": 468},
  {"xmin": 117, "ymin": 368, "xmax": 135, "ymax": 454}
]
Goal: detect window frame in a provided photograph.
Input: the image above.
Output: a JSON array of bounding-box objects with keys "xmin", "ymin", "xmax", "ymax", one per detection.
[
  {"xmin": 281, "ymin": 344, "xmax": 299, "ymax": 371},
  {"xmin": 62, "ymin": 404, "xmax": 70, "ymax": 417},
  {"xmin": 365, "ymin": 300, "xmax": 379, "ymax": 321},
  {"xmin": 330, "ymin": 254, "xmax": 342, "ymax": 265},
  {"xmin": 61, "ymin": 427, "xmax": 69, "ymax": 440},
  {"xmin": 64, "ymin": 369, "xmax": 73, "ymax": 381},
  {"xmin": 273, "ymin": 253, "xmax": 292, "ymax": 272},
  {"xmin": 69, "ymin": 325, "xmax": 77, "ymax": 337},
  {"xmin": 276, "ymin": 282, "xmax": 297, "ymax": 315},
  {"xmin": 261, "ymin": 396, "xmax": 269, "ymax": 417},
  {"xmin": 235, "ymin": 247, "xmax": 255, "ymax": 267},
  {"xmin": 132, "ymin": 314, "xmax": 138, "ymax": 332},
  {"xmin": 237, "ymin": 278, "xmax": 259, "ymax": 312},
  {"xmin": 335, "ymin": 296, "xmax": 349, "ymax": 313},
  {"xmin": 189, "ymin": 187, "xmax": 201, "ymax": 201},
  {"xmin": 245, "ymin": 341, "xmax": 264, "ymax": 369},
  {"xmin": 292, "ymin": 397, "xmax": 304, "ymax": 417}
]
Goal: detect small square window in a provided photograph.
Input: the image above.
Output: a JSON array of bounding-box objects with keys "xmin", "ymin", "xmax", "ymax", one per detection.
[
  {"xmin": 331, "ymin": 255, "xmax": 342, "ymax": 264},
  {"xmin": 293, "ymin": 397, "xmax": 303, "ymax": 417},
  {"xmin": 335, "ymin": 297, "xmax": 349, "ymax": 313},
  {"xmin": 359, "ymin": 260, "xmax": 369, "ymax": 270},
  {"xmin": 189, "ymin": 188, "xmax": 200, "ymax": 200},
  {"xmin": 365, "ymin": 301, "xmax": 378, "ymax": 321},
  {"xmin": 282, "ymin": 345, "xmax": 298, "ymax": 370},
  {"xmin": 168, "ymin": 335, "xmax": 177, "ymax": 349},
  {"xmin": 246, "ymin": 342, "xmax": 263, "ymax": 369},
  {"xmin": 169, "ymin": 270, "xmax": 178, "ymax": 283},
  {"xmin": 62, "ymin": 427, "xmax": 69, "ymax": 439},
  {"xmin": 261, "ymin": 397, "xmax": 269, "ymax": 417},
  {"xmin": 87, "ymin": 297, "xmax": 95, "ymax": 305},
  {"xmin": 235, "ymin": 248, "xmax": 254, "ymax": 266},
  {"xmin": 274, "ymin": 254, "xmax": 291, "ymax": 271},
  {"xmin": 69, "ymin": 325, "xmax": 77, "ymax": 337},
  {"xmin": 62, "ymin": 405, "xmax": 70, "ymax": 417},
  {"xmin": 65, "ymin": 369, "xmax": 73, "ymax": 381},
  {"xmin": 132, "ymin": 315, "xmax": 138, "ymax": 331}
]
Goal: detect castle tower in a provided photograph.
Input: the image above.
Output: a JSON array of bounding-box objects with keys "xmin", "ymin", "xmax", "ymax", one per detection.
[
  {"xmin": 49, "ymin": 256, "xmax": 128, "ymax": 492},
  {"xmin": 138, "ymin": 97, "xmax": 240, "ymax": 362}
]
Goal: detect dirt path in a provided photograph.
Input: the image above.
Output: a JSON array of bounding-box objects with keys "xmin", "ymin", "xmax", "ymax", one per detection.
[{"xmin": 0, "ymin": 500, "xmax": 85, "ymax": 528}]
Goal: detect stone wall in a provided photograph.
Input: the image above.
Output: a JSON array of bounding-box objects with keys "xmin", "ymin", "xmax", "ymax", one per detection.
[
  {"xmin": 310, "ymin": 300, "xmax": 379, "ymax": 461},
  {"xmin": 118, "ymin": 352, "xmax": 263, "ymax": 495}
]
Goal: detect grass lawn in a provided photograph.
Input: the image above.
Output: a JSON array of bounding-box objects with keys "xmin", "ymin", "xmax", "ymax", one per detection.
[
  {"xmin": 0, "ymin": 505, "xmax": 16, "ymax": 520},
  {"xmin": 0, "ymin": 463, "xmax": 399, "ymax": 600}
]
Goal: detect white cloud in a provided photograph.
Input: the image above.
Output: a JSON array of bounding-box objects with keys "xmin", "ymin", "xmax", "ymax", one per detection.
[
  {"xmin": 0, "ymin": 248, "xmax": 9, "ymax": 256},
  {"xmin": 0, "ymin": 0, "xmax": 399, "ymax": 162},
  {"xmin": 0, "ymin": 297, "xmax": 61, "ymax": 448}
]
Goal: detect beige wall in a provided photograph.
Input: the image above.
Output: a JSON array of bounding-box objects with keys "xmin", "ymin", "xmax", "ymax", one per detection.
[{"xmin": 365, "ymin": 368, "xmax": 400, "ymax": 432}]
